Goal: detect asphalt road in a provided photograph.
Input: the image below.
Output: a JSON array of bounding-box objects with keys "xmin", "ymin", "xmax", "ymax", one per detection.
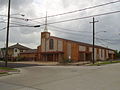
[{"xmin": 0, "ymin": 63, "xmax": 120, "ymax": 90}]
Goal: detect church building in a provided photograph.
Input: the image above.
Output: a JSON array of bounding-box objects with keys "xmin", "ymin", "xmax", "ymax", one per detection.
[{"xmin": 36, "ymin": 15, "xmax": 115, "ymax": 62}]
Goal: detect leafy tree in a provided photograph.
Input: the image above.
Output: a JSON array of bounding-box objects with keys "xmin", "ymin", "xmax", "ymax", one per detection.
[{"xmin": 115, "ymin": 50, "xmax": 120, "ymax": 59}]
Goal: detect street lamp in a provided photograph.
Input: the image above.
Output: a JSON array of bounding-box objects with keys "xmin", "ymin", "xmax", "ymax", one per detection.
[{"xmin": 34, "ymin": 25, "xmax": 41, "ymax": 28}]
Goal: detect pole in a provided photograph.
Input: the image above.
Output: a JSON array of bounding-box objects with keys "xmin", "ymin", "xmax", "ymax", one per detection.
[
  {"xmin": 90, "ymin": 17, "xmax": 98, "ymax": 64},
  {"xmin": 93, "ymin": 17, "xmax": 95, "ymax": 64},
  {"xmin": 5, "ymin": 0, "xmax": 11, "ymax": 67}
]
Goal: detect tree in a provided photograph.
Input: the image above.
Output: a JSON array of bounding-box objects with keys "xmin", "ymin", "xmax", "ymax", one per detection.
[{"xmin": 115, "ymin": 50, "xmax": 120, "ymax": 59}]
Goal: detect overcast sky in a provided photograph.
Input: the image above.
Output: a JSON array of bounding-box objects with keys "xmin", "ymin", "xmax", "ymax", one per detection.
[{"xmin": 0, "ymin": 0, "xmax": 120, "ymax": 50}]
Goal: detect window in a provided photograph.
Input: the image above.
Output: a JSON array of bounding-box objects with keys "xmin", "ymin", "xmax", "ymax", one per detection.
[
  {"xmin": 101, "ymin": 49, "xmax": 103, "ymax": 57},
  {"xmin": 49, "ymin": 39, "xmax": 54, "ymax": 49},
  {"xmin": 15, "ymin": 49, "xmax": 17, "ymax": 52}
]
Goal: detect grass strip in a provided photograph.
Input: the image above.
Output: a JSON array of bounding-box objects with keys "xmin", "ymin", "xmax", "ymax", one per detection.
[
  {"xmin": 89, "ymin": 60, "xmax": 120, "ymax": 66},
  {"xmin": 0, "ymin": 67, "xmax": 17, "ymax": 71}
]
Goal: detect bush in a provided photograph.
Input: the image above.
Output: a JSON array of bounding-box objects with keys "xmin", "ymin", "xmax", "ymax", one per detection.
[{"xmin": 59, "ymin": 58, "xmax": 73, "ymax": 64}]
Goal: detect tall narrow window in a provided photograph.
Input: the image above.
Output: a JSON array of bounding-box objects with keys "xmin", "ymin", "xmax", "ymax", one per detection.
[{"xmin": 49, "ymin": 39, "xmax": 54, "ymax": 49}]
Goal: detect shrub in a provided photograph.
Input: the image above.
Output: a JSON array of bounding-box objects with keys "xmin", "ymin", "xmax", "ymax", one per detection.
[{"xmin": 59, "ymin": 58, "xmax": 73, "ymax": 64}]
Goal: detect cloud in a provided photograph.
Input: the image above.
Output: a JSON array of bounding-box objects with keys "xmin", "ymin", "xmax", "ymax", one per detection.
[{"xmin": 0, "ymin": 0, "xmax": 120, "ymax": 50}]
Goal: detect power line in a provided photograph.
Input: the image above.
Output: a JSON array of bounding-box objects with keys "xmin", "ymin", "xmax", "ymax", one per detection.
[
  {"xmin": 0, "ymin": 20, "xmax": 37, "ymax": 27},
  {"xmin": 39, "ymin": 10, "xmax": 120, "ymax": 25},
  {"xmin": 11, "ymin": 20, "xmax": 31, "ymax": 25},
  {"xmin": 96, "ymin": 40, "xmax": 106, "ymax": 46},
  {"xmin": 49, "ymin": 29, "xmax": 92, "ymax": 42},
  {"xmin": 0, "ymin": 20, "xmax": 7, "ymax": 23},
  {"xmin": 98, "ymin": 38, "xmax": 120, "ymax": 41},
  {"xmin": 0, "ymin": 24, "xmax": 40, "ymax": 32},
  {"xmin": 96, "ymin": 37, "xmax": 120, "ymax": 45},
  {"xmin": 49, "ymin": 27, "xmax": 92, "ymax": 37},
  {"xmin": 31, "ymin": 20, "xmax": 92, "ymax": 33},
  {"xmin": 48, "ymin": 25, "xmax": 91, "ymax": 33},
  {"xmin": 1, "ymin": 11, "xmax": 120, "ymax": 35},
  {"xmin": 10, "ymin": 22, "xmax": 34, "ymax": 27},
  {"xmin": 1, "ymin": 18, "xmax": 39, "ymax": 27},
  {"xmin": 0, "ymin": 14, "xmax": 26, "ymax": 21},
  {"xmin": 0, "ymin": 27, "xmax": 6, "ymax": 31},
  {"xmin": 29, "ymin": 0, "xmax": 120, "ymax": 20},
  {"xmin": 0, "ymin": 0, "xmax": 119, "ymax": 21},
  {"xmin": 96, "ymin": 37, "xmax": 114, "ymax": 44}
]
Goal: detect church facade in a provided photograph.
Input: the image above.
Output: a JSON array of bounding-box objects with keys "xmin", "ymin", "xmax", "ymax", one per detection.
[
  {"xmin": 36, "ymin": 15, "xmax": 115, "ymax": 62},
  {"xmin": 36, "ymin": 31, "xmax": 115, "ymax": 62}
]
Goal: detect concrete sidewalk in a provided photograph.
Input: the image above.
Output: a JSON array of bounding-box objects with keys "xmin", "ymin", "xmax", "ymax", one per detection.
[
  {"xmin": 11, "ymin": 61, "xmax": 58, "ymax": 65},
  {"xmin": 0, "ymin": 61, "xmax": 90, "ymax": 67},
  {"xmin": 11, "ymin": 61, "xmax": 90, "ymax": 66}
]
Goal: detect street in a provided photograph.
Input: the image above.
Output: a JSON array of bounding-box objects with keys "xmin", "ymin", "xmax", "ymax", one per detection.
[{"xmin": 0, "ymin": 63, "xmax": 120, "ymax": 90}]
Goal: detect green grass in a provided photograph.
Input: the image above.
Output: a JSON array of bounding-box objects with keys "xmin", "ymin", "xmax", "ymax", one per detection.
[
  {"xmin": 0, "ymin": 67, "xmax": 19, "ymax": 75},
  {"xmin": 0, "ymin": 67, "xmax": 19, "ymax": 76},
  {"xmin": 89, "ymin": 60, "xmax": 120, "ymax": 66},
  {"xmin": 0, "ymin": 72, "xmax": 8, "ymax": 74},
  {"xmin": 111, "ymin": 60, "xmax": 120, "ymax": 63},
  {"xmin": 0, "ymin": 67, "xmax": 17, "ymax": 71}
]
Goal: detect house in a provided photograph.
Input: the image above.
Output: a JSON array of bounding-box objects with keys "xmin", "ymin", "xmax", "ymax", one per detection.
[
  {"xmin": 20, "ymin": 49, "xmax": 37, "ymax": 61},
  {"xmin": 36, "ymin": 17, "xmax": 115, "ymax": 62},
  {"xmin": 8, "ymin": 43, "xmax": 31, "ymax": 58}
]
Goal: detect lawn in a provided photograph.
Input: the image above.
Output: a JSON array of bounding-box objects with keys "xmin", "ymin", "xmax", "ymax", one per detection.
[
  {"xmin": 90, "ymin": 60, "xmax": 120, "ymax": 66},
  {"xmin": 0, "ymin": 67, "xmax": 17, "ymax": 71},
  {"xmin": 0, "ymin": 67, "xmax": 18, "ymax": 75}
]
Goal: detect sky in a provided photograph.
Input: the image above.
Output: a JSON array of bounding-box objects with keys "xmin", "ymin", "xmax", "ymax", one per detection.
[{"xmin": 0, "ymin": 0, "xmax": 120, "ymax": 50}]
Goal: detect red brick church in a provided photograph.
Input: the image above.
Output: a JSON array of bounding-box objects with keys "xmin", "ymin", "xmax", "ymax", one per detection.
[{"xmin": 36, "ymin": 16, "xmax": 115, "ymax": 62}]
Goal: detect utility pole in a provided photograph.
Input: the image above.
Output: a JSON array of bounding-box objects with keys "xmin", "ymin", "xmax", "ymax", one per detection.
[
  {"xmin": 5, "ymin": 0, "xmax": 11, "ymax": 67},
  {"xmin": 90, "ymin": 17, "xmax": 98, "ymax": 64}
]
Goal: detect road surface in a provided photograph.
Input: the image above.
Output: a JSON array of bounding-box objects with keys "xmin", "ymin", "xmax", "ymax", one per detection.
[{"xmin": 0, "ymin": 63, "xmax": 120, "ymax": 90}]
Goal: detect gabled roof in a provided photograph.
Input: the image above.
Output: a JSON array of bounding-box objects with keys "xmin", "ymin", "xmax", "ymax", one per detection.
[
  {"xmin": 8, "ymin": 43, "xmax": 31, "ymax": 50},
  {"xmin": 50, "ymin": 36, "xmax": 115, "ymax": 51}
]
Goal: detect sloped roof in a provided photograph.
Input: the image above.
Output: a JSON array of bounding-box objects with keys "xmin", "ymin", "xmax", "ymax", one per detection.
[
  {"xmin": 50, "ymin": 36, "xmax": 115, "ymax": 51},
  {"xmin": 8, "ymin": 43, "xmax": 31, "ymax": 50}
]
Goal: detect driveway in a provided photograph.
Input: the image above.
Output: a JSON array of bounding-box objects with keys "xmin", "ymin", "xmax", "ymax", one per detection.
[{"xmin": 0, "ymin": 63, "xmax": 120, "ymax": 90}]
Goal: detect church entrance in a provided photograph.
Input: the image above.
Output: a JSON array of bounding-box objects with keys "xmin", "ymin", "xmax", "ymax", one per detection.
[
  {"xmin": 41, "ymin": 52, "xmax": 64, "ymax": 62},
  {"xmin": 47, "ymin": 54, "xmax": 53, "ymax": 61}
]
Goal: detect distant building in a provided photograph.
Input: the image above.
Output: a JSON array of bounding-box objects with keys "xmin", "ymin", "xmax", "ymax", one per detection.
[
  {"xmin": 20, "ymin": 49, "xmax": 37, "ymax": 61},
  {"xmin": 1, "ymin": 43, "xmax": 37, "ymax": 61},
  {"xmin": 8, "ymin": 43, "xmax": 31, "ymax": 58}
]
